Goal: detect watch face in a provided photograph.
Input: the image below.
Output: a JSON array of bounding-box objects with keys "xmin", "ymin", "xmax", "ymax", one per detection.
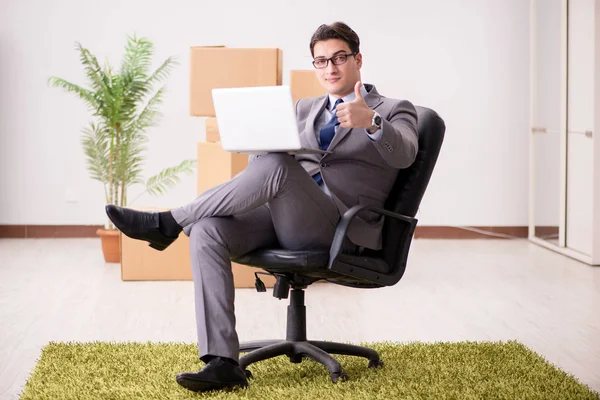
[{"xmin": 374, "ymin": 115, "xmax": 382, "ymax": 125}]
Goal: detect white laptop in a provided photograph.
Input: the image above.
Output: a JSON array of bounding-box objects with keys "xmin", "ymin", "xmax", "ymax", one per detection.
[{"xmin": 211, "ymin": 86, "xmax": 330, "ymax": 155}]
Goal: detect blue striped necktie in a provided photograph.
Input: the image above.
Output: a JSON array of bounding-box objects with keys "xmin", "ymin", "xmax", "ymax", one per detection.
[{"xmin": 313, "ymin": 98, "xmax": 343, "ymax": 185}]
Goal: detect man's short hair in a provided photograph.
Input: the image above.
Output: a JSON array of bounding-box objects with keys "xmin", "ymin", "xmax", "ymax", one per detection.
[{"xmin": 309, "ymin": 22, "xmax": 360, "ymax": 57}]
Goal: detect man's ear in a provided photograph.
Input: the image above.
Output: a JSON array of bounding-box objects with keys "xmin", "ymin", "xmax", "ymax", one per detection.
[{"xmin": 356, "ymin": 53, "xmax": 363, "ymax": 69}]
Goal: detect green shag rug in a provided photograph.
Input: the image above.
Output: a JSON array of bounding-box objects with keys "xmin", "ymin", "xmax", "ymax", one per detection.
[{"xmin": 21, "ymin": 341, "xmax": 598, "ymax": 400}]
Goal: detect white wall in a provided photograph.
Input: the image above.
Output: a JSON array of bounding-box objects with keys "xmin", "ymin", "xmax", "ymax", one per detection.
[{"xmin": 0, "ymin": 0, "xmax": 530, "ymax": 226}]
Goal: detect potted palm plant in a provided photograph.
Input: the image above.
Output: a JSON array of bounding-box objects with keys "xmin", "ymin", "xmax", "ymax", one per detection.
[{"xmin": 49, "ymin": 36, "xmax": 194, "ymax": 262}]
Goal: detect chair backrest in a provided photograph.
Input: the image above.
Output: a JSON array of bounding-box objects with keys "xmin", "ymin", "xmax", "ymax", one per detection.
[
  {"xmin": 388, "ymin": 107, "xmax": 445, "ymax": 217},
  {"xmin": 362, "ymin": 106, "xmax": 445, "ymax": 280}
]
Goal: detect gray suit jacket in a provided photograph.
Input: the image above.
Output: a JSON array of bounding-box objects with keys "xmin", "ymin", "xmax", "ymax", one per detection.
[{"xmin": 294, "ymin": 84, "xmax": 418, "ymax": 250}]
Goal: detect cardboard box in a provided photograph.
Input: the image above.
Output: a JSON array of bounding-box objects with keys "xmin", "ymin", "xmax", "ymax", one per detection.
[
  {"xmin": 290, "ymin": 70, "xmax": 327, "ymax": 103},
  {"xmin": 121, "ymin": 228, "xmax": 192, "ymax": 281},
  {"xmin": 197, "ymin": 142, "xmax": 276, "ymax": 288},
  {"xmin": 197, "ymin": 141, "xmax": 248, "ymax": 191},
  {"xmin": 190, "ymin": 47, "xmax": 283, "ymax": 116},
  {"xmin": 120, "ymin": 207, "xmax": 191, "ymax": 281},
  {"xmin": 205, "ymin": 117, "xmax": 220, "ymax": 142}
]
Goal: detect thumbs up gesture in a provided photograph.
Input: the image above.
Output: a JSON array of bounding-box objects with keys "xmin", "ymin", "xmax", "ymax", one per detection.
[{"xmin": 335, "ymin": 81, "xmax": 375, "ymax": 129}]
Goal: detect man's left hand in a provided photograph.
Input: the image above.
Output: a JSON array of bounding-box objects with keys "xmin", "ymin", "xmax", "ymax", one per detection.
[{"xmin": 336, "ymin": 81, "xmax": 375, "ymax": 129}]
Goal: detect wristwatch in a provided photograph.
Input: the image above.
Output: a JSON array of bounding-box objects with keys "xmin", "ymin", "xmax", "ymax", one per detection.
[{"xmin": 369, "ymin": 111, "xmax": 382, "ymax": 132}]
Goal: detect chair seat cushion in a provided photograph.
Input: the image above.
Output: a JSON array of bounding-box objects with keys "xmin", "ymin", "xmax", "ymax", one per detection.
[
  {"xmin": 232, "ymin": 249, "xmax": 391, "ymax": 276},
  {"xmin": 233, "ymin": 249, "xmax": 330, "ymax": 269}
]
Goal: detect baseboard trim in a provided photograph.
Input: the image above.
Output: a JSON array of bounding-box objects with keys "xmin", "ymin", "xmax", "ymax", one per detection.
[
  {"xmin": 0, "ymin": 225, "xmax": 528, "ymax": 239},
  {"xmin": 413, "ymin": 226, "xmax": 528, "ymax": 239},
  {"xmin": 0, "ymin": 225, "xmax": 104, "ymax": 238}
]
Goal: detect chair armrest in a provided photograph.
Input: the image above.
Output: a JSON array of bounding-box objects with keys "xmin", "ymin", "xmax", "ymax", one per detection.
[{"xmin": 328, "ymin": 205, "xmax": 418, "ymax": 268}]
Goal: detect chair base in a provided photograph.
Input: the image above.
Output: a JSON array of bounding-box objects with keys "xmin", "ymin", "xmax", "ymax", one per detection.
[{"xmin": 239, "ymin": 339, "xmax": 384, "ymax": 383}]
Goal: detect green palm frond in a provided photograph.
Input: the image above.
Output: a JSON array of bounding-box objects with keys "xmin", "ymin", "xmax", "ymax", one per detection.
[
  {"xmin": 121, "ymin": 35, "xmax": 153, "ymax": 78},
  {"xmin": 81, "ymin": 122, "xmax": 111, "ymax": 183},
  {"xmin": 75, "ymin": 44, "xmax": 112, "ymax": 117},
  {"xmin": 75, "ymin": 43, "xmax": 105, "ymax": 91},
  {"xmin": 145, "ymin": 159, "xmax": 196, "ymax": 196},
  {"xmin": 47, "ymin": 78, "xmax": 98, "ymax": 111},
  {"xmin": 115, "ymin": 135, "xmax": 147, "ymax": 186},
  {"xmin": 128, "ymin": 86, "xmax": 165, "ymax": 134},
  {"xmin": 120, "ymin": 36, "xmax": 154, "ymax": 112},
  {"xmin": 146, "ymin": 57, "xmax": 177, "ymax": 87}
]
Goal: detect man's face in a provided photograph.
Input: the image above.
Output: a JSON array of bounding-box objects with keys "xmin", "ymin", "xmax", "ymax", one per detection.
[{"xmin": 313, "ymin": 39, "xmax": 362, "ymax": 98}]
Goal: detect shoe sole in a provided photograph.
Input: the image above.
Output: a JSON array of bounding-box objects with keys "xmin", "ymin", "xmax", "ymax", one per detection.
[
  {"xmin": 176, "ymin": 376, "xmax": 248, "ymax": 392},
  {"xmin": 148, "ymin": 242, "xmax": 167, "ymax": 251}
]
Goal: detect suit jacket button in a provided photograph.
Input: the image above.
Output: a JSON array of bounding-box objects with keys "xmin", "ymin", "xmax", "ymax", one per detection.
[{"xmin": 320, "ymin": 162, "xmax": 328, "ymax": 168}]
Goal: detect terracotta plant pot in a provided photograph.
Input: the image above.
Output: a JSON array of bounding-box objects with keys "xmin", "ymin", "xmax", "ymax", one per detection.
[{"xmin": 97, "ymin": 228, "xmax": 120, "ymax": 263}]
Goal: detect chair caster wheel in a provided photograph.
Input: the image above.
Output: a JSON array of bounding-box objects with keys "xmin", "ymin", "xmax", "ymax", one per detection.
[
  {"xmin": 330, "ymin": 371, "xmax": 348, "ymax": 383},
  {"xmin": 289, "ymin": 354, "xmax": 303, "ymax": 363},
  {"xmin": 368, "ymin": 359, "xmax": 384, "ymax": 368},
  {"xmin": 244, "ymin": 369, "xmax": 253, "ymax": 379}
]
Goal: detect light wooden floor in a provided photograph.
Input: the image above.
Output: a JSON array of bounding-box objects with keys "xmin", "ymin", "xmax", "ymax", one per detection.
[{"xmin": 0, "ymin": 238, "xmax": 599, "ymax": 399}]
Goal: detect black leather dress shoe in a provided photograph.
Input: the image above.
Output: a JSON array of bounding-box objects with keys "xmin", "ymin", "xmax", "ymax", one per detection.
[
  {"xmin": 105, "ymin": 205, "xmax": 178, "ymax": 251},
  {"xmin": 176, "ymin": 357, "xmax": 248, "ymax": 392}
]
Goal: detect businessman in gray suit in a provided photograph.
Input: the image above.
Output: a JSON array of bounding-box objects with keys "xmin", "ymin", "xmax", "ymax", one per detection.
[{"xmin": 106, "ymin": 21, "xmax": 418, "ymax": 392}]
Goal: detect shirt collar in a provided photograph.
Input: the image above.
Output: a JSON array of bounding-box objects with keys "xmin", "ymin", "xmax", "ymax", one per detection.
[{"xmin": 327, "ymin": 84, "xmax": 368, "ymax": 111}]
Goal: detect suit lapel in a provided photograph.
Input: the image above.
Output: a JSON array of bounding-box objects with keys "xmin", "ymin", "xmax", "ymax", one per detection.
[
  {"xmin": 302, "ymin": 96, "xmax": 328, "ymax": 150},
  {"xmin": 327, "ymin": 85, "xmax": 384, "ymax": 151}
]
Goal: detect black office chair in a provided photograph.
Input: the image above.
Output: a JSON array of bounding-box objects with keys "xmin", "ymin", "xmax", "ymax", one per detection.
[{"xmin": 232, "ymin": 106, "xmax": 445, "ymax": 383}]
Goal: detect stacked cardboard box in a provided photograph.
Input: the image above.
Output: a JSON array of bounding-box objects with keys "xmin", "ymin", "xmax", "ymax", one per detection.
[
  {"xmin": 190, "ymin": 47, "xmax": 283, "ymax": 116},
  {"xmin": 290, "ymin": 70, "xmax": 327, "ymax": 103},
  {"xmin": 205, "ymin": 117, "xmax": 219, "ymax": 142}
]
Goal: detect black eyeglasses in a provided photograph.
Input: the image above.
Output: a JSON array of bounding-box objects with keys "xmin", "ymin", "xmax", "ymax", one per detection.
[{"xmin": 312, "ymin": 53, "xmax": 357, "ymax": 69}]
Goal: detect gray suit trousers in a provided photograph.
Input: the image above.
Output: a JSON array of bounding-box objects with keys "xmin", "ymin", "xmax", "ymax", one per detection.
[{"xmin": 170, "ymin": 153, "xmax": 341, "ymax": 361}]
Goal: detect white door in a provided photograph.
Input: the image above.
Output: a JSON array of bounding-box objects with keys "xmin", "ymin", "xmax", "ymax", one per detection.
[
  {"xmin": 531, "ymin": 0, "xmax": 565, "ymax": 245},
  {"xmin": 566, "ymin": 0, "xmax": 595, "ymax": 256}
]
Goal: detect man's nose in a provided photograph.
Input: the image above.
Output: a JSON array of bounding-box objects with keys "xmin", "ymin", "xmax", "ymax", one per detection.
[{"xmin": 325, "ymin": 61, "xmax": 339, "ymax": 73}]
